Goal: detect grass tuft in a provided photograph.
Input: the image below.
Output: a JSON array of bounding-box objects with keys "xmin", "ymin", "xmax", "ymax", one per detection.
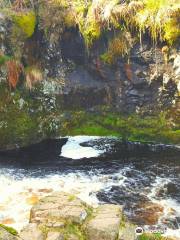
[{"xmin": 0, "ymin": 224, "xmax": 18, "ymax": 236}]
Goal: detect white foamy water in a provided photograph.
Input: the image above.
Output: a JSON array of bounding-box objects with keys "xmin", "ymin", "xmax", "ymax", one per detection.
[
  {"xmin": 0, "ymin": 136, "xmax": 109, "ymax": 230},
  {"xmin": 60, "ymin": 136, "xmax": 105, "ymax": 159},
  {"xmin": 0, "ymin": 168, "xmax": 127, "ymax": 231},
  {"xmin": 0, "ymin": 135, "xmax": 179, "ymax": 240},
  {"xmin": 148, "ymin": 177, "xmax": 180, "ymax": 239}
]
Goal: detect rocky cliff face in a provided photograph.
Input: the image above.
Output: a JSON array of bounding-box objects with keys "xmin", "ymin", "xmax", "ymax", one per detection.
[
  {"xmin": 0, "ymin": 9, "xmax": 180, "ymax": 149},
  {"xmin": 42, "ymin": 28, "xmax": 180, "ymax": 113},
  {"xmin": 25, "ymin": 27, "xmax": 180, "ymax": 112},
  {"xmin": 1, "ymin": 11, "xmax": 179, "ymax": 112}
]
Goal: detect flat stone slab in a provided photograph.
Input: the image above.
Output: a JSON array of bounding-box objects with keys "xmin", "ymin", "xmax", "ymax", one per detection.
[
  {"xmin": 19, "ymin": 192, "xmax": 126, "ymax": 240},
  {"xmin": 118, "ymin": 222, "xmax": 136, "ymax": 240},
  {"xmin": 86, "ymin": 204, "xmax": 123, "ymax": 240},
  {"xmin": 30, "ymin": 192, "xmax": 87, "ymax": 225},
  {"xmin": 46, "ymin": 231, "xmax": 64, "ymax": 240},
  {"xmin": 19, "ymin": 223, "xmax": 44, "ymax": 240}
]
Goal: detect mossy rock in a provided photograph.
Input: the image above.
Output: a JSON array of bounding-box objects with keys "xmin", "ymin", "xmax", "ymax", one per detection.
[
  {"xmin": 59, "ymin": 110, "xmax": 180, "ymax": 145},
  {"xmin": 0, "ymin": 83, "xmax": 61, "ymax": 150},
  {"xmin": 12, "ymin": 11, "xmax": 36, "ymax": 38}
]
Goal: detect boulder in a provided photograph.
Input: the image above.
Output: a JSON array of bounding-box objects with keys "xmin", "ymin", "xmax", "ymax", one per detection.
[
  {"xmin": 30, "ymin": 192, "xmax": 87, "ymax": 225},
  {"xmin": 86, "ymin": 204, "xmax": 123, "ymax": 240},
  {"xmin": 118, "ymin": 222, "xmax": 136, "ymax": 240},
  {"xmin": 46, "ymin": 232, "xmax": 64, "ymax": 240},
  {"xmin": 19, "ymin": 223, "xmax": 44, "ymax": 240},
  {"xmin": 19, "ymin": 192, "xmax": 136, "ymax": 240},
  {"xmin": 134, "ymin": 202, "xmax": 164, "ymax": 225},
  {"xmin": 67, "ymin": 234, "xmax": 79, "ymax": 240}
]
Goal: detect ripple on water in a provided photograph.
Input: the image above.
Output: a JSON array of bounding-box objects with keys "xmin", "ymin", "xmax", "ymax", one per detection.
[{"xmin": 0, "ymin": 136, "xmax": 179, "ymax": 239}]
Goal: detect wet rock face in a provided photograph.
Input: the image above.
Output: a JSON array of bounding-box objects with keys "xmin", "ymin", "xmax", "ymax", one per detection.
[
  {"xmin": 39, "ymin": 29, "xmax": 179, "ymax": 112},
  {"xmin": 0, "ymin": 18, "xmax": 179, "ymax": 149},
  {"xmin": 1, "ymin": 17, "xmax": 178, "ymax": 113},
  {"xmin": 134, "ymin": 202, "xmax": 164, "ymax": 225}
]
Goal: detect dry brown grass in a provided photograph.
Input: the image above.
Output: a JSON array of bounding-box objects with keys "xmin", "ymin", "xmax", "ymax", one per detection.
[
  {"xmin": 25, "ymin": 66, "xmax": 43, "ymax": 90},
  {"xmin": 6, "ymin": 60, "xmax": 23, "ymax": 89}
]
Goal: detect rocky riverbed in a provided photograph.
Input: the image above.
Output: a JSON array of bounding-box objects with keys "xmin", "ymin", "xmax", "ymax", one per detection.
[
  {"xmin": 0, "ymin": 192, "xmax": 133, "ymax": 240},
  {"xmin": 0, "ymin": 137, "xmax": 179, "ymax": 239},
  {"xmin": 0, "ymin": 191, "xmax": 179, "ymax": 240}
]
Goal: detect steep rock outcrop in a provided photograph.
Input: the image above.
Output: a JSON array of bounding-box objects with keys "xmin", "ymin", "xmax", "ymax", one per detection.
[
  {"xmin": 0, "ymin": 9, "xmax": 179, "ymax": 149},
  {"xmin": 0, "ymin": 11, "xmax": 179, "ymax": 112}
]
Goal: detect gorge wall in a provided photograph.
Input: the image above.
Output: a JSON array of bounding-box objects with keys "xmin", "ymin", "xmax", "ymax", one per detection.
[{"xmin": 0, "ymin": 0, "xmax": 180, "ymax": 149}]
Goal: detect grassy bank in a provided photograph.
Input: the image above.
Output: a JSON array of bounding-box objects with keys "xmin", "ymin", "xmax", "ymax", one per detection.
[
  {"xmin": 60, "ymin": 110, "xmax": 180, "ymax": 145},
  {"xmin": 0, "ymin": 80, "xmax": 179, "ymax": 150}
]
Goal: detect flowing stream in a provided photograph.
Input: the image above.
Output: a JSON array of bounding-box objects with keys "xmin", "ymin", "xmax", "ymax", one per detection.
[{"xmin": 0, "ymin": 136, "xmax": 179, "ymax": 238}]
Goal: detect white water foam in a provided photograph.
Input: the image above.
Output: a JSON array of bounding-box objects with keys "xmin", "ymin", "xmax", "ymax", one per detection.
[
  {"xmin": 60, "ymin": 136, "xmax": 105, "ymax": 159},
  {"xmin": 148, "ymin": 176, "xmax": 180, "ymax": 239},
  {"xmin": 0, "ymin": 167, "xmax": 127, "ymax": 231},
  {"xmin": 0, "ymin": 136, "xmax": 179, "ymax": 240}
]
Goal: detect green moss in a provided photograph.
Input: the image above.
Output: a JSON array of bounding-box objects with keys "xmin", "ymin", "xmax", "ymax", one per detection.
[
  {"xmin": 119, "ymin": 215, "xmax": 126, "ymax": 229},
  {"xmin": 0, "ymin": 81, "xmax": 179, "ymax": 149},
  {"xmin": 136, "ymin": 0, "xmax": 180, "ymax": 44},
  {"xmin": 70, "ymin": 124, "xmax": 119, "ymax": 137},
  {"xmin": 65, "ymin": 223, "xmax": 85, "ymax": 240},
  {"xmin": 72, "ymin": 0, "xmax": 101, "ymax": 46},
  {"xmin": 100, "ymin": 31, "xmax": 133, "ymax": 64},
  {"xmin": 0, "ymin": 224, "xmax": 18, "ymax": 236},
  {"xmin": 85, "ymin": 206, "xmax": 93, "ymax": 219},
  {"xmin": 82, "ymin": 19, "xmax": 101, "ymax": 46},
  {"xmin": 0, "ymin": 83, "xmax": 58, "ymax": 149},
  {"xmin": 164, "ymin": 17, "xmax": 180, "ymax": 45},
  {"xmin": 43, "ymin": 221, "xmax": 86, "ymax": 240},
  {"xmin": 0, "ymin": 55, "xmax": 12, "ymax": 65},
  {"xmin": 138, "ymin": 233, "xmax": 172, "ymax": 240},
  {"xmin": 0, "ymin": 106, "xmax": 38, "ymax": 148},
  {"xmin": 100, "ymin": 52, "xmax": 112, "ymax": 64},
  {"xmin": 59, "ymin": 110, "xmax": 180, "ymax": 144},
  {"xmin": 0, "ymin": 86, "xmax": 37, "ymax": 148},
  {"xmin": 68, "ymin": 195, "xmax": 76, "ymax": 202},
  {"xmin": 12, "ymin": 11, "xmax": 36, "ymax": 38}
]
